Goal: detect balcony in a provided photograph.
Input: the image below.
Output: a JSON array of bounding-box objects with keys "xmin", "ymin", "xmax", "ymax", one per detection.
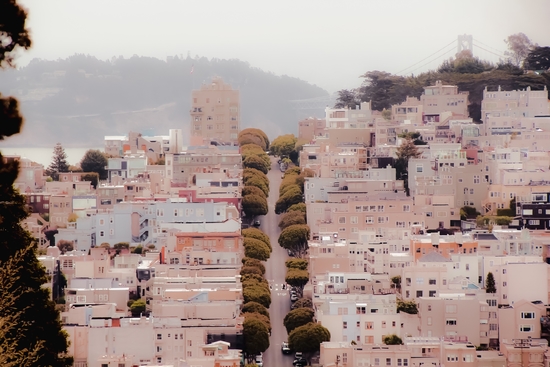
[{"xmin": 327, "ymin": 287, "xmax": 349, "ymax": 294}]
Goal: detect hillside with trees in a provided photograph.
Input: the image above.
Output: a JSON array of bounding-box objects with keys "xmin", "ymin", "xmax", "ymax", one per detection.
[
  {"xmin": 336, "ymin": 34, "xmax": 550, "ymax": 122},
  {"xmin": 0, "ymin": 54, "xmax": 329, "ymax": 147}
]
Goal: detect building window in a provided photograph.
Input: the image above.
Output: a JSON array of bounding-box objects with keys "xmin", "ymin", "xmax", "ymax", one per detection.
[
  {"xmin": 374, "ymin": 358, "xmax": 380, "ymax": 366},
  {"xmin": 446, "ymin": 319, "xmax": 457, "ymax": 325},
  {"xmin": 386, "ymin": 358, "xmax": 392, "ymax": 366},
  {"xmin": 521, "ymin": 312, "xmax": 535, "ymax": 319},
  {"xmin": 365, "ymin": 322, "xmax": 373, "ymax": 329},
  {"xmin": 416, "ymin": 165, "xmax": 423, "ymax": 173},
  {"xmin": 520, "ymin": 325, "xmax": 532, "ymax": 332},
  {"xmin": 343, "ymin": 321, "xmax": 347, "ymax": 329}
]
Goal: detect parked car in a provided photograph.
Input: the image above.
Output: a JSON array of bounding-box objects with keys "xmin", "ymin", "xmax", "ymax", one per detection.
[
  {"xmin": 255, "ymin": 353, "xmax": 263, "ymax": 367},
  {"xmin": 282, "ymin": 341, "xmax": 291, "ymax": 354},
  {"xmin": 293, "ymin": 352, "xmax": 306, "ymax": 366},
  {"xmin": 253, "ymin": 220, "xmax": 261, "ymax": 227}
]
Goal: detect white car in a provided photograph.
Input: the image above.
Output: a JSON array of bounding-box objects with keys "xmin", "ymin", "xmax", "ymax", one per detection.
[{"xmin": 255, "ymin": 353, "xmax": 263, "ymax": 367}]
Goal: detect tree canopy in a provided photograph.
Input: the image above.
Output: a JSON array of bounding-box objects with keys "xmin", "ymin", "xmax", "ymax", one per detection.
[
  {"xmin": 291, "ymin": 297, "xmax": 313, "ymax": 310},
  {"xmin": 394, "ymin": 137, "xmax": 422, "ymax": 195},
  {"xmin": 397, "ymin": 299, "xmax": 418, "ymax": 314},
  {"xmin": 243, "ymin": 284, "xmax": 271, "ymax": 308},
  {"xmin": 275, "ymin": 185, "xmax": 304, "ymax": 214},
  {"xmin": 279, "ymin": 210, "xmax": 307, "ymax": 230},
  {"xmin": 283, "ymin": 307, "xmax": 314, "ymax": 334},
  {"xmin": 0, "ymin": 3, "xmax": 72, "ymax": 365},
  {"xmin": 242, "ymin": 185, "xmax": 267, "ymax": 199},
  {"xmin": 285, "ymin": 269, "xmax": 309, "ymax": 296},
  {"xmin": 242, "ymin": 194, "xmax": 268, "ymax": 218},
  {"xmin": 285, "ymin": 258, "xmax": 308, "ymax": 270},
  {"xmin": 271, "ymin": 134, "xmax": 298, "ymax": 158},
  {"xmin": 334, "ymin": 89, "xmax": 360, "ymax": 109},
  {"xmin": 524, "ymin": 46, "xmax": 550, "ymax": 71},
  {"xmin": 383, "ymin": 334, "xmax": 403, "ymax": 345},
  {"xmin": 486, "ymin": 272, "xmax": 496, "ymax": 293},
  {"xmin": 241, "ymin": 301, "xmax": 270, "ymax": 318},
  {"xmin": 46, "ymin": 143, "xmax": 69, "ymax": 180},
  {"xmin": 244, "ymin": 238, "xmax": 271, "ymax": 261},
  {"xmin": 278, "ymin": 224, "xmax": 310, "ymax": 258},
  {"xmin": 504, "ymin": 32, "xmax": 534, "ymax": 67},
  {"xmin": 80, "ymin": 149, "xmax": 108, "ymax": 180},
  {"xmin": 242, "ymin": 227, "xmax": 271, "ymax": 250},
  {"xmin": 243, "ymin": 154, "xmax": 269, "ymax": 174},
  {"xmin": 242, "ymin": 317, "xmax": 270, "ymax": 359},
  {"xmin": 288, "ymin": 322, "xmax": 330, "ymax": 360},
  {"xmin": 239, "ymin": 128, "xmax": 270, "ymax": 151},
  {"xmin": 242, "ymin": 257, "xmax": 266, "ymax": 275},
  {"xmin": 287, "ymin": 203, "xmax": 307, "ymax": 213}
]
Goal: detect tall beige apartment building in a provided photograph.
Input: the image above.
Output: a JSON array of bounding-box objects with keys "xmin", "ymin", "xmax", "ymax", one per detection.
[{"xmin": 190, "ymin": 77, "xmax": 240, "ymax": 145}]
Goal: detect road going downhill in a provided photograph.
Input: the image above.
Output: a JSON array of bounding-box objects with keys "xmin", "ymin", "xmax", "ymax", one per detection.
[{"xmin": 258, "ymin": 157, "xmax": 295, "ymax": 367}]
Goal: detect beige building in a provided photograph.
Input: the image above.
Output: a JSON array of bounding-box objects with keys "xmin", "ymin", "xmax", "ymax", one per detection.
[
  {"xmin": 190, "ymin": 77, "xmax": 240, "ymax": 144},
  {"xmin": 421, "ymin": 81, "xmax": 469, "ymax": 123},
  {"xmin": 298, "ymin": 117, "xmax": 326, "ymax": 141}
]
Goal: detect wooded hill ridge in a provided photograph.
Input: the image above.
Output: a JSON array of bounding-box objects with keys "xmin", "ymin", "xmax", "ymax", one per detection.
[{"xmin": 0, "ymin": 54, "xmax": 329, "ymax": 147}]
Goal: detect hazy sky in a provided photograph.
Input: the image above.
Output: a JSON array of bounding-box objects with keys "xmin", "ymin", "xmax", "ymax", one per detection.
[{"xmin": 17, "ymin": 0, "xmax": 550, "ymax": 93}]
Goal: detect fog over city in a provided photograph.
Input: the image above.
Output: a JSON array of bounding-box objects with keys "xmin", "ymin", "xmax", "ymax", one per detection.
[{"xmin": 17, "ymin": 0, "xmax": 550, "ymax": 92}]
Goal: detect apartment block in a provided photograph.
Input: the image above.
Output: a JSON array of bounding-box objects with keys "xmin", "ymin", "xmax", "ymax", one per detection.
[
  {"xmin": 165, "ymin": 145, "xmax": 242, "ymax": 186},
  {"xmin": 481, "ymin": 85, "xmax": 549, "ymax": 127},
  {"xmin": 420, "ymin": 81, "xmax": 469, "ymax": 123},
  {"xmin": 190, "ymin": 77, "xmax": 240, "ymax": 144},
  {"xmin": 298, "ymin": 117, "xmax": 326, "ymax": 141}
]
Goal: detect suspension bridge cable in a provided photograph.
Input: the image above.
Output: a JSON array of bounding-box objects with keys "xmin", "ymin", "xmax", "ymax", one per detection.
[
  {"xmin": 473, "ymin": 38, "xmax": 506, "ymax": 55},
  {"xmin": 402, "ymin": 47, "xmax": 456, "ymax": 76},
  {"xmin": 472, "ymin": 42, "xmax": 507, "ymax": 59},
  {"xmin": 395, "ymin": 39, "xmax": 456, "ymax": 75}
]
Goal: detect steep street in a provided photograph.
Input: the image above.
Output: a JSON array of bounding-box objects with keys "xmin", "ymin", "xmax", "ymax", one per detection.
[{"xmin": 259, "ymin": 157, "xmax": 295, "ymax": 367}]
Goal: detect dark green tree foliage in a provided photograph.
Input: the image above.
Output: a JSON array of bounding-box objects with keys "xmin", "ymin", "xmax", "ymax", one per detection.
[
  {"xmin": 241, "ymin": 274, "xmax": 269, "ymax": 288},
  {"xmin": 397, "ymin": 299, "xmax": 418, "ymax": 314},
  {"xmin": 285, "ymin": 258, "xmax": 308, "ymax": 270},
  {"xmin": 46, "ymin": 143, "xmax": 69, "ymax": 180},
  {"xmin": 243, "ymin": 177, "xmax": 269, "ymax": 198},
  {"xmin": 241, "ymin": 144, "xmax": 270, "ymax": 168},
  {"xmin": 486, "ymin": 272, "xmax": 496, "ymax": 293},
  {"xmin": 279, "ymin": 210, "xmax": 306, "ymax": 229},
  {"xmin": 240, "ymin": 266, "xmax": 263, "ymax": 277},
  {"xmin": 275, "ymin": 185, "xmax": 304, "ymax": 214},
  {"xmin": 243, "ymin": 238, "xmax": 271, "ymax": 261},
  {"xmin": 242, "ymin": 185, "xmax": 267, "ymax": 199},
  {"xmin": 244, "ymin": 236, "xmax": 271, "ymax": 253},
  {"xmin": 291, "ymin": 297, "xmax": 313, "ymax": 310},
  {"xmin": 242, "ymin": 227, "xmax": 271, "ymax": 250},
  {"xmin": 285, "ymin": 269, "xmax": 309, "ymax": 296},
  {"xmin": 334, "ymin": 89, "xmax": 360, "ymax": 109},
  {"xmin": 241, "ymin": 301, "xmax": 270, "ymax": 318},
  {"xmin": 287, "ymin": 203, "xmax": 307, "ymax": 213},
  {"xmin": 243, "ymin": 312, "xmax": 271, "ymax": 333},
  {"xmin": 283, "ymin": 308, "xmax": 314, "ymax": 334},
  {"xmin": 278, "ymin": 224, "xmax": 310, "ymax": 258},
  {"xmin": 241, "ymin": 257, "xmax": 266, "ymax": 275},
  {"xmin": 80, "ymin": 149, "xmax": 108, "ymax": 180},
  {"xmin": 243, "ymin": 285, "xmax": 271, "ymax": 308},
  {"xmin": 288, "ymin": 322, "xmax": 330, "ymax": 363},
  {"xmin": 394, "ymin": 138, "xmax": 421, "ymax": 196},
  {"xmin": 243, "ymin": 317, "xmax": 270, "ymax": 360},
  {"xmin": 242, "ymin": 194, "xmax": 268, "ymax": 218},
  {"xmin": 81, "ymin": 172, "xmax": 99, "ymax": 189},
  {"xmin": 383, "ymin": 334, "xmax": 403, "ymax": 345},
  {"xmin": 130, "ymin": 299, "xmax": 146, "ymax": 316},
  {"xmin": 243, "ymin": 154, "xmax": 269, "ymax": 174},
  {"xmin": 0, "ymin": 2, "xmax": 72, "ymax": 365},
  {"xmin": 0, "ymin": 0, "xmax": 31, "ymax": 68},
  {"xmin": 239, "ymin": 128, "xmax": 270, "ymax": 151},
  {"xmin": 270, "ymin": 134, "xmax": 297, "ymax": 157},
  {"xmin": 524, "ymin": 46, "xmax": 550, "ymax": 71}
]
